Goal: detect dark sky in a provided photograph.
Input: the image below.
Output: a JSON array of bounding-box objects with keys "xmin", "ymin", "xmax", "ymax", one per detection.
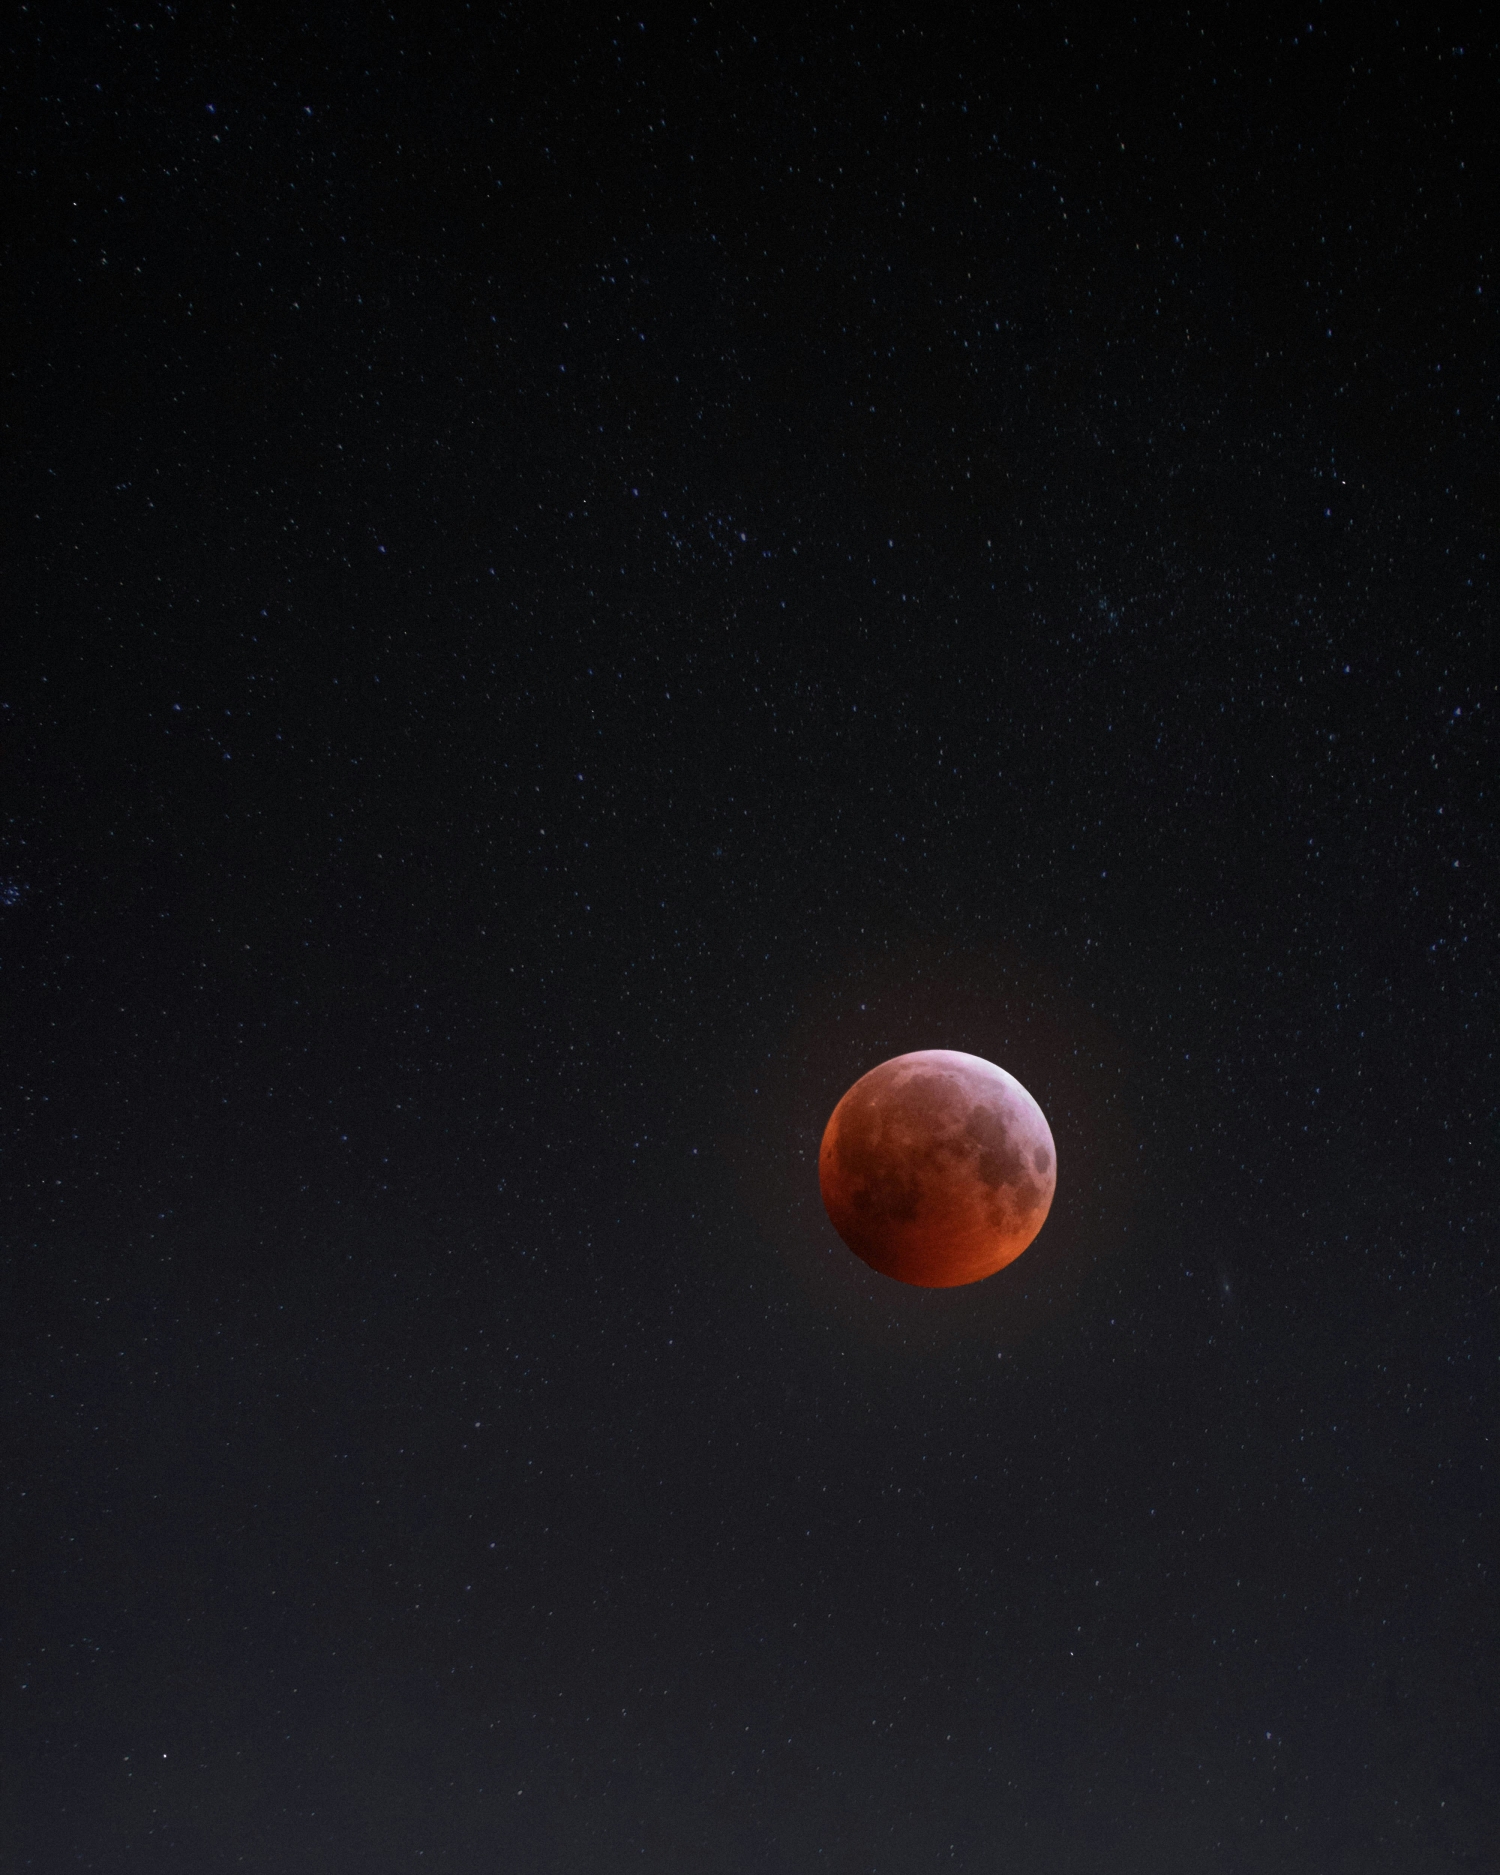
[{"xmin": 4, "ymin": 6, "xmax": 1496, "ymax": 1870}]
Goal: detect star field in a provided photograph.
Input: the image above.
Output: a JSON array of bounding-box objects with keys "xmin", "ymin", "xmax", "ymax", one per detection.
[{"xmin": 4, "ymin": 7, "xmax": 1495, "ymax": 1871}]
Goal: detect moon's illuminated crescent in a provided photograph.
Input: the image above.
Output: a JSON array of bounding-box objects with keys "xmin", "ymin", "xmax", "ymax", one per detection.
[{"xmin": 818, "ymin": 1049, "xmax": 1056, "ymax": 1288}]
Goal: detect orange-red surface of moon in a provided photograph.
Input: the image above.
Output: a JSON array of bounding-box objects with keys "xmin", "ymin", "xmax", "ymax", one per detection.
[{"xmin": 818, "ymin": 1050, "xmax": 1056, "ymax": 1288}]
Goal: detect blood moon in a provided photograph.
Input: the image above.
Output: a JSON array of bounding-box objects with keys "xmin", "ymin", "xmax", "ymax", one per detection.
[{"xmin": 818, "ymin": 1049, "xmax": 1056, "ymax": 1288}]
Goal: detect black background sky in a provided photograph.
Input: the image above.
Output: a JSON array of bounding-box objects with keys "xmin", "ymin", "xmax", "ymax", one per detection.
[{"xmin": 4, "ymin": 5, "xmax": 1496, "ymax": 1870}]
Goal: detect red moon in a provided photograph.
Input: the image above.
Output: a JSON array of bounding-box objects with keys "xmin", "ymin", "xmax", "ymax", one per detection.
[{"xmin": 818, "ymin": 1050, "xmax": 1056, "ymax": 1288}]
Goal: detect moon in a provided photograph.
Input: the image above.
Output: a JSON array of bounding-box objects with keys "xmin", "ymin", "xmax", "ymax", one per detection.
[{"xmin": 817, "ymin": 1050, "xmax": 1056, "ymax": 1288}]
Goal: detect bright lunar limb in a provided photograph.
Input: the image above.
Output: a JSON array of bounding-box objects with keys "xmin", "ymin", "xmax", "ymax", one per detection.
[{"xmin": 818, "ymin": 1049, "xmax": 1056, "ymax": 1288}]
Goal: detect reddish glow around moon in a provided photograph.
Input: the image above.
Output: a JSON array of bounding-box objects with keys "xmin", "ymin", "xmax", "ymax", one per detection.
[{"xmin": 818, "ymin": 1050, "xmax": 1056, "ymax": 1288}]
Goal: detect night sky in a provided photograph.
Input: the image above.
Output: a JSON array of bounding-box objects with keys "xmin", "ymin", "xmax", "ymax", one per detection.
[{"xmin": 5, "ymin": 7, "xmax": 1496, "ymax": 1870}]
